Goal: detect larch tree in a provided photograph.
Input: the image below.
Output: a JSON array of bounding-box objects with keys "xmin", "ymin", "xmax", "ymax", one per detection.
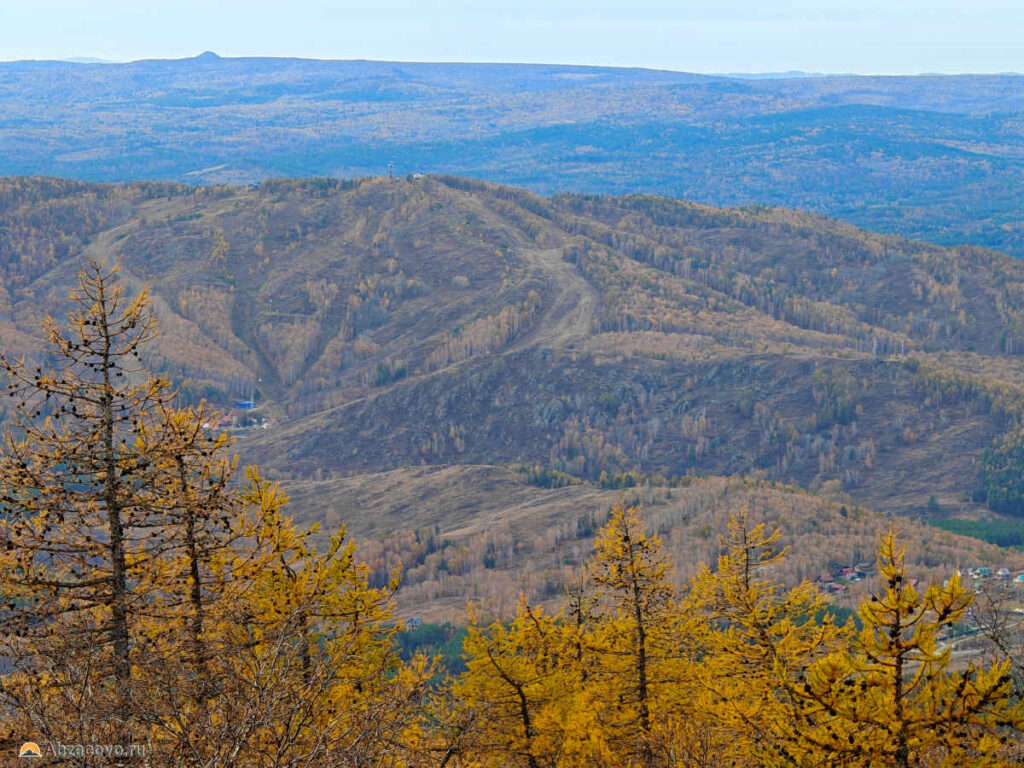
[
  {"xmin": 431, "ymin": 507, "xmax": 1024, "ymax": 767},
  {"xmin": 131, "ymin": 401, "xmax": 240, "ymax": 701},
  {"xmin": 685, "ymin": 512, "xmax": 849, "ymax": 767},
  {"xmin": 136, "ymin": 469, "xmax": 433, "ymax": 767},
  {"xmin": 447, "ymin": 599, "xmax": 579, "ymax": 768},
  {"xmin": 584, "ymin": 500, "xmax": 685, "ymax": 768},
  {"xmin": 0, "ymin": 259, "xmax": 184, "ymax": 748},
  {"xmin": 793, "ymin": 529, "xmax": 1023, "ymax": 767},
  {"xmin": 0, "ymin": 261, "xmax": 434, "ymax": 767}
]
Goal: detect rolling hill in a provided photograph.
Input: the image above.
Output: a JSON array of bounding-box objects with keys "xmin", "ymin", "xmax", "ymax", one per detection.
[
  {"xmin": 4, "ymin": 174, "xmax": 1024, "ymax": 618},
  {"xmin": 1, "ymin": 56, "xmax": 1024, "ymax": 256}
]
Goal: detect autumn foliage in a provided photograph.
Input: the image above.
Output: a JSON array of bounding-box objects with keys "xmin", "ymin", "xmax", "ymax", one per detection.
[
  {"xmin": 0, "ymin": 262, "xmax": 430, "ymax": 765},
  {"xmin": 434, "ymin": 506, "xmax": 1023, "ymax": 768},
  {"xmin": 0, "ymin": 263, "xmax": 1021, "ymax": 766}
]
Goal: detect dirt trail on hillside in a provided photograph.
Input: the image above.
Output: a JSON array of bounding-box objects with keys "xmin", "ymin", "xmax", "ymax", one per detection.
[
  {"xmin": 82, "ymin": 218, "xmax": 146, "ymax": 269},
  {"xmin": 82, "ymin": 197, "xmax": 198, "ymax": 265},
  {"xmin": 84, "ymin": 195, "xmax": 253, "ymax": 268},
  {"xmin": 512, "ymin": 246, "xmax": 599, "ymax": 350},
  {"xmin": 449, "ymin": 189, "xmax": 600, "ymax": 351}
]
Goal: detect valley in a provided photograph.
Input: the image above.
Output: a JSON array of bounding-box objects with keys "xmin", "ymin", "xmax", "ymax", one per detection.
[{"xmin": 3, "ymin": 174, "xmax": 1024, "ymax": 618}]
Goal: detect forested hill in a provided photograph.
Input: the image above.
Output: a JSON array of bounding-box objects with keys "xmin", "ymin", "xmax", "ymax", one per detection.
[
  {"xmin": 1, "ymin": 56, "xmax": 1024, "ymax": 255},
  {"xmin": 3, "ymin": 174, "xmax": 1024, "ymax": 533}
]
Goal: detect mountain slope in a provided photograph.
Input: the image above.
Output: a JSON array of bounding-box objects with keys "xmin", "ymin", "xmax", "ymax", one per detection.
[
  {"xmin": 282, "ymin": 465, "xmax": 1024, "ymax": 622},
  {"xmin": 3, "ymin": 175, "xmax": 1024, "ymax": 522}
]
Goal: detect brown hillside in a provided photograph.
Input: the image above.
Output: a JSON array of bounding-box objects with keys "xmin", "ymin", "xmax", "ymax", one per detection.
[
  {"xmin": 3, "ymin": 175, "xmax": 1024, "ymax": 522},
  {"xmin": 280, "ymin": 465, "xmax": 1024, "ymax": 623}
]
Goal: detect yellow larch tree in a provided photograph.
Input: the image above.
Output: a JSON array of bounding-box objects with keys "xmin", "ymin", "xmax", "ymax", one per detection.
[
  {"xmin": 434, "ymin": 506, "xmax": 1024, "ymax": 767},
  {"xmin": 139, "ymin": 470, "xmax": 432, "ymax": 767},
  {"xmin": 446, "ymin": 599, "xmax": 578, "ymax": 768},
  {"xmin": 792, "ymin": 529, "xmax": 1024, "ymax": 767},
  {"xmin": 0, "ymin": 259, "xmax": 183, "ymax": 750},
  {"xmin": 685, "ymin": 512, "xmax": 849, "ymax": 767},
  {"xmin": 0, "ymin": 261, "xmax": 433, "ymax": 767},
  {"xmin": 581, "ymin": 500, "xmax": 691, "ymax": 768}
]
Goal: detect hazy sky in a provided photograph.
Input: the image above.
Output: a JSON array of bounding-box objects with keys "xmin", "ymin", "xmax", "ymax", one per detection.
[{"xmin": 1, "ymin": 0, "xmax": 1021, "ymax": 74}]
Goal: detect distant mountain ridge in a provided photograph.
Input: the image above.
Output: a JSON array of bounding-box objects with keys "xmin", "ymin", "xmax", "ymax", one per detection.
[
  {"xmin": 1, "ymin": 55, "xmax": 1023, "ymax": 256},
  {"xmin": 716, "ymin": 71, "xmax": 834, "ymax": 79}
]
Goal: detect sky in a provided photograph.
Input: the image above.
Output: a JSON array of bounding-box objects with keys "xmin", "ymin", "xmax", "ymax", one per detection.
[{"xmin": 1, "ymin": 0, "xmax": 1022, "ymax": 75}]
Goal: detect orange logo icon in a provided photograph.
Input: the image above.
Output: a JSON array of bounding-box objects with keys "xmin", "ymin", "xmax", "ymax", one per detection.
[{"xmin": 18, "ymin": 742, "xmax": 42, "ymax": 757}]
